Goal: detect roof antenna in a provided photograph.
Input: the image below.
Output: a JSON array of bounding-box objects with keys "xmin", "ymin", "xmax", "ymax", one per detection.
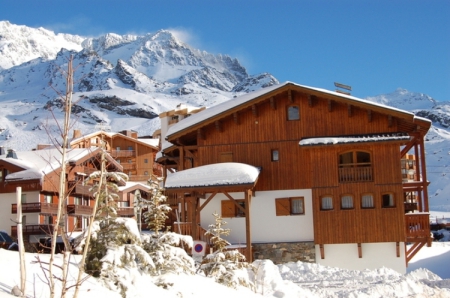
[{"xmin": 334, "ymin": 82, "xmax": 352, "ymax": 96}]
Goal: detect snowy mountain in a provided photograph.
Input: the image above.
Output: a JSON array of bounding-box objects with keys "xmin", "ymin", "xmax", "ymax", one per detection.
[{"xmin": 0, "ymin": 21, "xmax": 449, "ymax": 211}]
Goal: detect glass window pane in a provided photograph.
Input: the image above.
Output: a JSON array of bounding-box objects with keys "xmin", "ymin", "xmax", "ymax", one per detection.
[
  {"xmin": 287, "ymin": 106, "xmax": 300, "ymax": 120},
  {"xmin": 291, "ymin": 198, "xmax": 304, "ymax": 214},
  {"xmin": 362, "ymin": 194, "xmax": 374, "ymax": 208},
  {"xmin": 339, "ymin": 152, "xmax": 353, "ymax": 165},
  {"xmin": 357, "ymin": 151, "xmax": 371, "ymax": 163},
  {"xmin": 341, "ymin": 195, "xmax": 353, "ymax": 209},
  {"xmin": 321, "ymin": 196, "xmax": 333, "ymax": 210}
]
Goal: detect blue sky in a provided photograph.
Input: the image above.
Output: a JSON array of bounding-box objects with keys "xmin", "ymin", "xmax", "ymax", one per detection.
[{"xmin": 1, "ymin": 0, "xmax": 449, "ymax": 101}]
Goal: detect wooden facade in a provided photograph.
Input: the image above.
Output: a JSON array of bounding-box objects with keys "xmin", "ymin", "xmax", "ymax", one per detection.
[
  {"xmin": 159, "ymin": 82, "xmax": 432, "ymax": 265},
  {"xmin": 70, "ymin": 130, "xmax": 159, "ymax": 181}
]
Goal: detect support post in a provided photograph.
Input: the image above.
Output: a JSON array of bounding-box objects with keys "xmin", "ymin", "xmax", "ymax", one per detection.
[
  {"xmin": 16, "ymin": 187, "xmax": 26, "ymax": 296},
  {"xmin": 244, "ymin": 189, "xmax": 252, "ymax": 262}
]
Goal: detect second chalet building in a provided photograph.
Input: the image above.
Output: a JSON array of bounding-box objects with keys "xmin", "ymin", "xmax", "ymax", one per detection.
[{"xmin": 157, "ymin": 81, "xmax": 431, "ymax": 274}]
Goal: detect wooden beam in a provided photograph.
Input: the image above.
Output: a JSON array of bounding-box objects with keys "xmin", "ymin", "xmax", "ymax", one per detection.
[
  {"xmin": 244, "ymin": 189, "xmax": 252, "ymax": 262},
  {"xmin": 401, "ymin": 136, "xmax": 418, "ymax": 157},
  {"xmin": 252, "ymin": 104, "xmax": 258, "ymax": 117},
  {"xmin": 419, "ymin": 135, "xmax": 429, "ymax": 212},
  {"xmin": 179, "ymin": 146, "xmax": 184, "ymax": 171},
  {"xmin": 223, "ymin": 192, "xmax": 246, "ymax": 215},
  {"xmin": 215, "ymin": 120, "xmax": 222, "ymax": 132},
  {"xmin": 199, "ymin": 191, "xmax": 218, "ymax": 212},
  {"xmin": 308, "ymin": 95, "xmax": 314, "ymax": 107},
  {"xmin": 269, "ymin": 97, "xmax": 276, "ymax": 110},
  {"xmin": 319, "ymin": 244, "xmax": 325, "ymax": 259},
  {"xmin": 190, "ymin": 195, "xmax": 198, "ymax": 240},
  {"xmin": 197, "ymin": 128, "xmax": 205, "ymax": 140},
  {"xmin": 233, "ymin": 112, "xmax": 239, "ymax": 124},
  {"xmin": 357, "ymin": 243, "xmax": 362, "ymax": 258},
  {"xmin": 288, "ymin": 90, "xmax": 293, "ymax": 103},
  {"xmin": 367, "ymin": 110, "xmax": 372, "ymax": 122},
  {"xmin": 347, "ymin": 104, "xmax": 352, "ymax": 117}
]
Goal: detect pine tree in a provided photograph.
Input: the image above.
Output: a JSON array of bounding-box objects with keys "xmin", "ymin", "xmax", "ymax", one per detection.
[
  {"xmin": 138, "ymin": 175, "xmax": 195, "ymax": 276},
  {"xmin": 200, "ymin": 212, "xmax": 254, "ymax": 290}
]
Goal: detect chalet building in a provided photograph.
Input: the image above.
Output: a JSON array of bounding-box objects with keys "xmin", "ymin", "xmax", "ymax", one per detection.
[
  {"xmin": 70, "ymin": 129, "xmax": 160, "ymax": 180},
  {"xmin": 0, "ymin": 147, "xmax": 149, "ymax": 245},
  {"xmin": 157, "ymin": 82, "xmax": 431, "ymax": 274}
]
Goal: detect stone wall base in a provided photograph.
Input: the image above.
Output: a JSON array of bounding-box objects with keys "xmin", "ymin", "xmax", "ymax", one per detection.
[{"xmin": 252, "ymin": 241, "xmax": 315, "ymax": 264}]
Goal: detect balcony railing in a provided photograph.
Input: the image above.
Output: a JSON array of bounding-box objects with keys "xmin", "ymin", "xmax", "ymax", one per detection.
[
  {"xmin": 67, "ymin": 204, "xmax": 93, "ymax": 217},
  {"xmin": 120, "ymin": 163, "xmax": 136, "ymax": 170},
  {"xmin": 11, "ymin": 202, "xmax": 59, "ymax": 215},
  {"xmin": 11, "ymin": 224, "xmax": 54, "ymax": 237},
  {"xmin": 405, "ymin": 213, "xmax": 430, "ymax": 241},
  {"xmin": 338, "ymin": 166, "xmax": 373, "ymax": 183},
  {"xmin": 69, "ymin": 182, "xmax": 94, "ymax": 197},
  {"xmin": 128, "ymin": 175, "xmax": 150, "ymax": 182},
  {"xmin": 117, "ymin": 207, "xmax": 135, "ymax": 217},
  {"xmin": 404, "ymin": 202, "xmax": 418, "ymax": 213},
  {"xmin": 110, "ymin": 150, "xmax": 135, "ymax": 158}
]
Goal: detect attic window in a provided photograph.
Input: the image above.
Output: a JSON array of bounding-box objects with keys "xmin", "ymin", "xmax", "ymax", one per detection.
[{"xmin": 287, "ymin": 105, "xmax": 300, "ymax": 121}]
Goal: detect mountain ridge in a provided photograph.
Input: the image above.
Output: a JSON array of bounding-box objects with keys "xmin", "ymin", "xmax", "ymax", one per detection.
[{"xmin": 0, "ymin": 21, "xmax": 449, "ymax": 211}]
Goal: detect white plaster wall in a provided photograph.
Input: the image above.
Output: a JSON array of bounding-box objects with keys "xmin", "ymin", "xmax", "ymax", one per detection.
[
  {"xmin": 315, "ymin": 242, "xmax": 407, "ymax": 274},
  {"xmin": 200, "ymin": 189, "xmax": 313, "ymax": 244},
  {"xmin": 0, "ymin": 191, "xmax": 40, "ymax": 235}
]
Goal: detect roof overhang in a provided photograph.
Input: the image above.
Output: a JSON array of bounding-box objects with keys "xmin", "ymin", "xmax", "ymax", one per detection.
[
  {"xmin": 164, "ymin": 162, "xmax": 260, "ymax": 194},
  {"xmin": 299, "ymin": 133, "xmax": 411, "ymax": 148}
]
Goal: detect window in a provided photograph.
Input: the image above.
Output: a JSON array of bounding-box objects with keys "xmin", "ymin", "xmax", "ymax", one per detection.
[
  {"xmin": 275, "ymin": 197, "xmax": 305, "ymax": 215},
  {"xmin": 287, "ymin": 105, "xmax": 300, "ymax": 120},
  {"xmin": 338, "ymin": 150, "xmax": 372, "ymax": 182},
  {"xmin": 45, "ymin": 195, "xmax": 53, "ymax": 203},
  {"xmin": 43, "ymin": 215, "xmax": 53, "ymax": 225},
  {"xmin": 144, "ymin": 158, "xmax": 148, "ymax": 164},
  {"xmin": 382, "ymin": 193, "xmax": 395, "ymax": 208},
  {"xmin": 128, "ymin": 159, "xmax": 132, "ymax": 163},
  {"xmin": 128, "ymin": 146, "xmax": 133, "ymax": 150},
  {"xmin": 144, "ymin": 171, "xmax": 148, "ymax": 175},
  {"xmin": 116, "ymin": 147, "xmax": 121, "ymax": 151},
  {"xmin": 271, "ymin": 149, "xmax": 279, "ymax": 162},
  {"xmin": 361, "ymin": 193, "xmax": 374, "ymax": 208},
  {"xmin": 321, "ymin": 196, "xmax": 333, "ymax": 210},
  {"xmin": 21, "ymin": 194, "xmax": 26, "ymax": 203},
  {"xmin": 221, "ymin": 199, "xmax": 246, "ymax": 217},
  {"xmin": 341, "ymin": 195, "xmax": 353, "ymax": 209},
  {"xmin": 116, "ymin": 159, "xmax": 121, "ymax": 164},
  {"xmin": 0, "ymin": 170, "xmax": 2, "ymax": 181}
]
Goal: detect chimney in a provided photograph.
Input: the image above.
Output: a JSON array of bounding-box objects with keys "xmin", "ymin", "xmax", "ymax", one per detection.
[
  {"xmin": 6, "ymin": 149, "xmax": 18, "ymax": 159},
  {"xmin": 73, "ymin": 129, "xmax": 82, "ymax": 139}
]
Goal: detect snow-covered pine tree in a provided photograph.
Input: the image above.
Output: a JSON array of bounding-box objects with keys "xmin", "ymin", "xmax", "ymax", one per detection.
[
  {"xmin": 200, "ymin": 212, "xmax": 254, "ymax": 290},
  {"xmin": 138, "ymin": 175, "xmax": 195, "ymax": 276}
]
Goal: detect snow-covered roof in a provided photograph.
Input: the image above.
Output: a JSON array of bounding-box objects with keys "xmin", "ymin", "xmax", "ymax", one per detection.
[
  {"xmin": 0, "ymin": 147, "xmax": 100, "ymax": 181},
  {"xmin": 166, "ymin": 81, "xmax": 416, "ymax": 139},
  {"xmin": 164, "ymin": 163, "xmax": 260, "ymax": 190},
  {"xmin": 299, "ymin": 133, "xmax": 411, "ymax": 146},
  {"xmin": 138, "ymin": 138, "xmax": 160, "ymax": 148}
]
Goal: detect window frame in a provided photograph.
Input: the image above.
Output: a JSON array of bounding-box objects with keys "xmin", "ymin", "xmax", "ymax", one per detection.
[
  {"xmin": 287, "ymin": 105, "xmax": 300, "ymax": 121},
  {"xmin": 221, "ymin": 199, "xmax": 246, "ymax": 218},
  {"xmin": 382, "ymin": 192, "xmax": 395, "ymax": 208},
  {"xmin": 271, "ymin": 149, "xmax": 279, "ymax": 162},
  {"xmin": 320, "ymin": 195, "xmax": 333, "ymax": 211},
  {"xmin": 275, "ymin": 197, "xmax": 305, "ymax": 216},
  {"xmin": 340, "ymin": 194, "xmax": 354, "ymax": 210}
]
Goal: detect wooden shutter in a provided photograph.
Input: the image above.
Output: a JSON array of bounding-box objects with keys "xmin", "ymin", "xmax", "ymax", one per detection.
[
  {"xmin": 275, "ymin": 198, "xmax": 290, "ymax": 216},
  {"xmin": 219, "ymin": 152, "xmax": 233, "ymax": 162},
  {"xmin": 221, "ymin": 200, "xmax": 235, "ymax": 218}
]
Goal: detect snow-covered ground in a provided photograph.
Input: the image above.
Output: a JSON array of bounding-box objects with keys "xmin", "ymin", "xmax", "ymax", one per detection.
[{"xmin": 0, "ymin": 212, "xmax": 449, "ymax": 298}]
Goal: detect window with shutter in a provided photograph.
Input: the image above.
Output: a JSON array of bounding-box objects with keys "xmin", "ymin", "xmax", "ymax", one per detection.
[
  {"xmin": 221, "ymin": 200, "xmax": 236, "ymax": 218},
  {"xmin": 275, "ymin": 197, "xmax": 304, "ymax": 215}
]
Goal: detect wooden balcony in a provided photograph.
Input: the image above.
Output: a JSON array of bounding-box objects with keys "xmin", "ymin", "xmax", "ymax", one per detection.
[
  {"xmin": 11, "ymin": 202, "xmax": 59, "ymax": 215},
  {"xmin": 67, "ymin": 204, "xmax": 93, "ymax": 217},
  {"xmin": 117, "ymin": 207, "xmax": 135, "ymax": 217},
  {"xmin": 11, "ymin": 224, "xmax": 54, "ymax": 237},
  {"xmin": 128, "ymin": 175, "xmax": 150, "ymax": 182},
  {"xmin": 110, "ymin": 150, "xmax": 135, "ymax": 158},
  {"xmin": 69, "ymin": 182, "xmax": 94, "ymax": 197},
  {"xmin": 121, "ymin": 163, "xmax": 136, "ymax": 170},
  {"xmin": 338, "ymin": 166, "xmax": 373, "ymax": 183}
]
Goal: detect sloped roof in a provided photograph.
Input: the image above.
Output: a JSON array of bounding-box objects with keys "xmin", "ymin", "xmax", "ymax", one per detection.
[
  {"xmin": 0, "ymin": 147, "xmax": 119, "ymax": 181},
  {"xmin": 166, "ymin": 82, "xmax": 428, "ymax": 141},
  {"xmin": 164, "ymin": 162, "xmax": 260, "ymax": 192},
  {"xmin": 70, "ymin": 131, "xmax": 159, "ymax": 150}
]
